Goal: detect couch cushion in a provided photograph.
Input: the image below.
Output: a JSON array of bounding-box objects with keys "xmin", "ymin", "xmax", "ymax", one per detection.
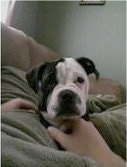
[
  {"xmin": 1, "ymin": 23, "xmax": 60, "ymax": 71},
  {"xmin": 1, "ymin": 23, "xmax": 30, "ymax": 70}
]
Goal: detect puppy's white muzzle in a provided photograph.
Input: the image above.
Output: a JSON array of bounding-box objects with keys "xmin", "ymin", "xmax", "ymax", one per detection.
[{"xmin": 46, "ymin": 83, "xmax": 87, "ymax": 119}]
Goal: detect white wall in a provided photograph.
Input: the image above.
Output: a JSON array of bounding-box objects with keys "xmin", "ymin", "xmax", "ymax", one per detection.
[
  {"xmin": 12, "ymin": 1, "xmax": 39, "ymax": 39},
  {"xmin": 36, "ymin": 1, "xmax": 126, "ymax": 92}
]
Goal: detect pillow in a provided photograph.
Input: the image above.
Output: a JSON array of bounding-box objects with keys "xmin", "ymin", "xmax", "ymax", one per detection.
[{"xmin": 1, "ymin": 23, "xmax": 60, "ymax": 71}]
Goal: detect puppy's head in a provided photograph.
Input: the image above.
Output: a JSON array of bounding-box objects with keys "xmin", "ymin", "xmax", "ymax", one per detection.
[{"xmin": 26, "ymin": 57, "xmax": 99, "ymax": 125}]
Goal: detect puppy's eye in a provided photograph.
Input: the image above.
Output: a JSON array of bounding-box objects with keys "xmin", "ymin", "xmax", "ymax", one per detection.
[{"xmin": 76, "ymin": 77, "xmax": 84, "ymax": 83}]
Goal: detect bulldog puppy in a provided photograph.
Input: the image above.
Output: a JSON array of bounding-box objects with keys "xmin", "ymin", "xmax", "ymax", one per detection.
[{"xmin": 26, "ymin": 57, "xmax": 99, "ymax": 130}]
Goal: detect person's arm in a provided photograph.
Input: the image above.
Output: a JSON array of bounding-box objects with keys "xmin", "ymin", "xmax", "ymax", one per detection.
[
  {"xmin": 1, "ymin": 98, "xmax": 37, "ymax": 112},
  {"xmin": 47, "ymin": 118, "xmax": 125, "ymax": 167}
]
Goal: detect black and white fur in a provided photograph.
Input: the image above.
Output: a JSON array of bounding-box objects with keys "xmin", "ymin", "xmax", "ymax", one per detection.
[{"xmin": 26, "ymin": 57, "xmax": 99, "ymax": 128}]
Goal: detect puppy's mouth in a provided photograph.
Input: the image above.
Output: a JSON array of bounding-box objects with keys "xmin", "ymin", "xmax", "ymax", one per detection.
[
  {"xmin": 53, "ymin": 89, "xmax": 82, "ymax": 118},
  {"xmin": 55, "ymin": 103, "xmax": 80, "ymax": 114},
  {"xmin": 56, "ymin": 110, "xmax": 80, "ymax": 119},
  {"xmin": 41, "ymin": 110, "xmax": 78, "ymax": 128},
  {"xmin": 40, "ymin": 104, "xmax": 81, "ymax": 118},
  {"xmin": 42, "ymin": 104, "xmax": 81, "ymax": 119},
  {"xmin": 41, "ymin": 102, "xmax": 86, "ymax": 128}
]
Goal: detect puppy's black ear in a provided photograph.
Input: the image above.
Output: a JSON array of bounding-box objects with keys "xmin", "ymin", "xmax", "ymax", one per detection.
[
  {"xmin": 76, "ymin": 57, "xmax": 100, "ymax": 79},
  {"xmin": 26, "ymin": 64, "xmax": 46, "ymax": 92}
]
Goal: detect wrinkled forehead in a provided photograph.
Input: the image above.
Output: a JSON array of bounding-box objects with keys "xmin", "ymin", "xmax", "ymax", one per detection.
[{"xmin": 56, "ymin": 58, "xmax": 87, "ymax": 82}]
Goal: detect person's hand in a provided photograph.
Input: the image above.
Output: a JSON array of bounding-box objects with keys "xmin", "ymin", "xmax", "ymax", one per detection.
[
  {"xmin": 1, "ymin": 98, "xmax": 37, "ymax": 112},
  {"xmin": 48, "ymin": 118, "xmax": 125, "ymax": 167}
]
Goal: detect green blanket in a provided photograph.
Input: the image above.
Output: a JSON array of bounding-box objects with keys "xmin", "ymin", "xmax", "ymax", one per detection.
[{"xmin": 1, "ymin": 66, "xmax": 126, "ymax": 167}]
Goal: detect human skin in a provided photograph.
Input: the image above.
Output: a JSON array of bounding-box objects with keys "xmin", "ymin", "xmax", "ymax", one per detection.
[
  {"xmin": 48, "ymin": 118, "xmax": 125, "ymax": 167},
  {"xmin": 1, "ymin": 98, "xmax": 37, "ymax": 112}
]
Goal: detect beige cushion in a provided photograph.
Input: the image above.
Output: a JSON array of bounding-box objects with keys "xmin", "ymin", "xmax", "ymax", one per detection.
[
  {"xmin": 1, "ymin": 23, "xmax": 59, "ymax": 71},
  {"xmin": 27, "ymin": 36, "xmax": 60, "ymax": 68},
  {"xmin": 89, "ymin": 76, "xmax": 123, "ymax": 103}
]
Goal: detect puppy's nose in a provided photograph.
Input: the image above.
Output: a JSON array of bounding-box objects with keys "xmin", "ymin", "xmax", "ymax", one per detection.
[{"xmin": 59, "ymin": 90, "xmax": 76, "ymax": 103}]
